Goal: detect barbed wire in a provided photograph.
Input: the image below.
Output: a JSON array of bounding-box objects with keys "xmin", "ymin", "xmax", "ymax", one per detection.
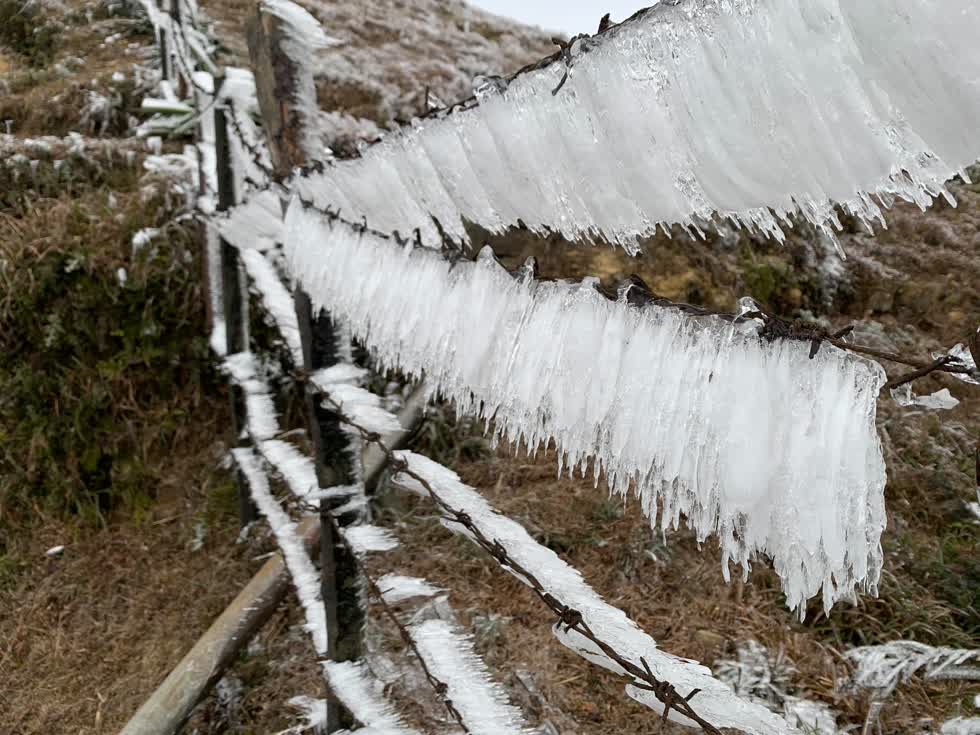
[
  {"xmin": 356, "ymin": 552, "xmax": 473, "ymax": 733},
  {"xmin": 313, "ymin": 390, "xmax": 724, "ymax": 734}
]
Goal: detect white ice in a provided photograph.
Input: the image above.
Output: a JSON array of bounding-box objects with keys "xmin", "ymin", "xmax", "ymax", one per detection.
[
  {"xmin": 376, "ymin": 574, "xmax": 442, "ymax": 604},
  {"xmin": 233, "ymin": 447, "xmax": 328, "ymax": 654},
  {"xmin": 409, "ymin": 618, "xmax": 530, "ymax": 735},
  {"xmin": 258, "ymin": 0, "xmax": 338, "ymax": 161},
  {"xmin": 394, "ymin": 450, "xmax": 797, "ymax": 734},
  {"xmin": 219, "ymin": 190, "xmax": 285, "ymax": 254},
  {"xmin": 847, "ymin": 642, "xmax": 980, "ymax": 697},
  {"xmin": 344, "ymin": 525, "xmax": 399, "ymax": 555},
  {"xmin": 223, "ymin": 352, "xmax": 279, "ymax": 441},
  {"xmin": 239, "ymin": 249, "xmax": 304, "ymax": 366},
  {"xmin": 295, "ymin": 0, "xmax": 980, "ymax": 251},
  {"xmin": 284, "ymin": 207, "xmax": 888, "ymax": 616},
  {"xmin": 322, "ymin": 661, "xmax": 422, "ymax": 735},
  {"xmin": 942, "ymin": 719, "xmax": 980, "ymax": 735},
  {"xmin": 311, "ymin": 376, "xmax": 405, "ymax": 436}
]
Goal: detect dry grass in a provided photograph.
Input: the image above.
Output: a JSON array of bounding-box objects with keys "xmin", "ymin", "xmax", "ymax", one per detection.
[
  {"xmin": 1, "ymin": 1, "xmax": 976, "ymax": 734},
  {"xmin": 0, "ymin": 488, "xmax": 259, "ymax": 735}
]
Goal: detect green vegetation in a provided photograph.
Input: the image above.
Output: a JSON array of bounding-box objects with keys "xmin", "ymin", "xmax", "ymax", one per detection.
[
  {"xmin": 0, "ymin": 159, "xmax": 219, "ymax": 527},
  {"xmin": 0, "ymin": 0, "xmax": 61, "ymax": 67}
]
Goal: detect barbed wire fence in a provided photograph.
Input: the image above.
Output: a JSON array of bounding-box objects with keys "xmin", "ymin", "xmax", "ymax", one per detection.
[{"xmin": 121, "ymin": 2, "xmax": 980, "ymax": 734}]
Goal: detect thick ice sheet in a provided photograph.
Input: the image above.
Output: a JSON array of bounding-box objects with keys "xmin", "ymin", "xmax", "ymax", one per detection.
[
  {"xmin": 296, "ymin": 0, "xmax": 980, "ymax": 250},
  {"xmin": 284, "ymin": 207, "xmax": 888, "ymax": 614},
  {"xmin": 395, "ymin": 451, "xmax": 795, "ymax": 734},
  {"xmin": 409, "ymin": 619, "xmax": 529, "ymax": 735}
]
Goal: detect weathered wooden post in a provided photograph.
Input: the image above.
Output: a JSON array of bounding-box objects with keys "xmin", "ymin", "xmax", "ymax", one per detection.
[
  {"xmin": 215, "ymin": 94, "xmax": 258, "ymax": 527},
  {"xmin": 246, "ymin": 4, "xmax": 360, "ymax": 730}
]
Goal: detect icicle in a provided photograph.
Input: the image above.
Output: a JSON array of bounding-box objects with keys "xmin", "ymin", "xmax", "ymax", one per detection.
[
  {"xmin": 284, "ymin": 205, "xmax": 888, "ymax": 616},
  {"xmin": 297, "ymin": 0, "xmax": 980, "ymax": 252}
]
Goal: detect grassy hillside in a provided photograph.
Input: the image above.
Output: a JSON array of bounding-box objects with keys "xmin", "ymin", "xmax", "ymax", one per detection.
[{"xmin": 0, "ymin": 1, "xmax": 976, "ymax": 734}]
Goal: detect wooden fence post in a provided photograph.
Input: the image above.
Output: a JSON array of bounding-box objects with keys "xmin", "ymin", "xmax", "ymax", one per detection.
[
  {"xmin": 215, "ymin": 100, "xmax": 258, "ymax": 527},
  {"xmin": 246, "ymin": 6, "xmax": 361, "ymax": 730}
]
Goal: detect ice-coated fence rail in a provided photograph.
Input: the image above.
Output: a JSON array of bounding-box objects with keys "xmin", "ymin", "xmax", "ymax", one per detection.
[
  {"xmin": 292, "ymin": 0, "xmax": 980, "ymax": 252},
  {"xmin": 224, "ymin": 206, "xmax": 800, "ymax": 731},
  {"xmin": 284, "ymin": 203, "xmax": 888, "ymax": 616}
]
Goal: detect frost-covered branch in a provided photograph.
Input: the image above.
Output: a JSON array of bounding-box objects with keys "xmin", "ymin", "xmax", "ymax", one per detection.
[{"xmin": 284, "ymin": 203, "xmax": 887, "ymax": 616}]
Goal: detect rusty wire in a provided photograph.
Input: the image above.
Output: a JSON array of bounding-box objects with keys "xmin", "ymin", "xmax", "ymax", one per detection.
[
  {"xmin": 354, "ymin": 549, "xmax": 473, "ymax": 734},
  {"xmin": 314, "ymin": 392, "xmax": 725, "ymax": 734}
]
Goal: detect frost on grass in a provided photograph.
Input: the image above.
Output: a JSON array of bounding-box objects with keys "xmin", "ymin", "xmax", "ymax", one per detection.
[
  {"xmin": 285, "ymin": 207, "xmax": 888, "ymax": 616},
  {"xmin": 295, "ymin": 0, "xmax": 980, "ymax": 251},
  {"xmin": 942, "ymin": 718, "xmax": 980, "ymax": 735},
  {"xmin": 276, "ymin": 696, "xmax": 327, "ymax": 735},
  {"xmin": 409, "ymin": 619, "xmax": 529, "ymax": 735},
  {"xmin": 322, "ymin": 661, "xmax": 422, "ymax": 735},
  {"xmin": 233, "ymin": 447, "xmax": 328, "ymax": 654},
  {"xmin": 715, "ymin": 640, "xmax": 844, "ymax": 735},
  {"xmin": 847, "ymin": 642, "xmax": 980, "ymax": 697},
  {"xmin": 394, "ymin": 451, "xmax": 797, "ymax": 735}
]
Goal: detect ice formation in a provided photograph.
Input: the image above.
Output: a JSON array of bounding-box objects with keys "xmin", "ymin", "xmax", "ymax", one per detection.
[
  {"xmin": 847, "ymin": 642, "xmax": 980, "ymax": 697},
  {"xmin": 233, "ymin": 447, "xmax": 328, "ymax": 654},
  {"xmin": 395, "ymin": 451, "xmax": 796, "ymax": 734},
  {"xmin": 294, "ymin": 0, "xmax": 980, "ymax": 251},
  {"xmin": 344, "ymin": 525, "xmax": 399, "ymax": 555},
  {"xmin": 376, "ymin": 574, "xmax": 442, "ymax": 604},
  {"xmin": 239, "ymin": 249, "xmax": 303, "ymax": 365},
  {"xmin": 258, "ymin": 0, "xmax": 339, "ymax": 161},
  {"xmin": 284, "ymin": 206, "xmax": 888, "ymax": 615},
  {"xmin": 223, "ymin": 352, "xmax": 279, "ymax": 441},
  {"xmin": 276, "ymin": 697, "xmax": 327, "ymax": 735},
  {"xmin": 322, "ymin": 661, "xmax": 422, "ymax": 735},
  {"xmin": 942, "ymin": 718, "xmax": 980, "ymax": 735},
  {"xmin": 890, "ymin": 385, "xmax": 960, "ymax": 412},
  {"xmin": 219, "ymin": 191, "xmax": 284, "ymax": 254},
  {"xmin": 409, "ymin": 619, "xmax": 530, "ymax": 735},
  {"xmin": 311, "ymin": 371, "xmax": 405, "ymax": 436}
]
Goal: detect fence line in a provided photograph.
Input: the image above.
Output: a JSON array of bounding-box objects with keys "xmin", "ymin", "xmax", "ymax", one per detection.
[{"xmin": 125, "ymin": 1, "xmax": 979, "ymax": 734}]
